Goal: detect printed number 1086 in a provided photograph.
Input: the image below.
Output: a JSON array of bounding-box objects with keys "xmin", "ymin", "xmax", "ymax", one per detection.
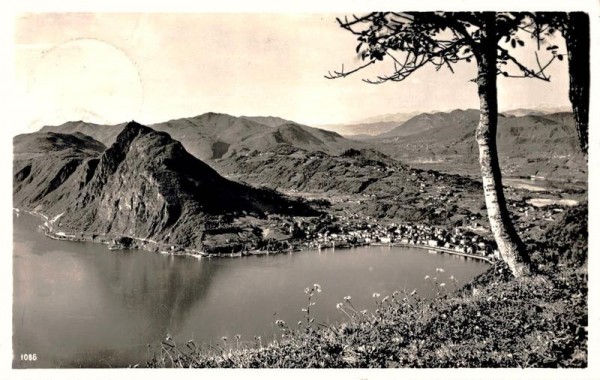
[{"xmin": 20, "ymin": 353, "xmax": 37, "ymax": 361}]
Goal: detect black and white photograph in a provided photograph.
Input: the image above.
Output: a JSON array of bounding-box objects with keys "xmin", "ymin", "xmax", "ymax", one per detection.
[{"xmin": 2, "ymin": 0, "xmax": 597, "ymax": 378}]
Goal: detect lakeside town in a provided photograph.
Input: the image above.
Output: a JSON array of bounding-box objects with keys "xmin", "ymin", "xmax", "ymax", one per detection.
[
  {"xmin": 239, "ymin": 196, "xmax": 577, "ymax": 262},
  {"xmin": 249, "ymin": 213, "xmax": 498, "ymax": 263}
]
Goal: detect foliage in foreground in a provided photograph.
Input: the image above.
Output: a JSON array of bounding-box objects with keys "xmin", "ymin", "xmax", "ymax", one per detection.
[{"xmin": 146, "ymin": 205, "xmax": 588, "ymax": 368}]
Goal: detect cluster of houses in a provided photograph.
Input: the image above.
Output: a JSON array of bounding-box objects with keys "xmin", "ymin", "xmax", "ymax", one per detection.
[
  {"xmin": 293, "ymin": 213, "xmax": 499, "ymax": 260},
  {"xmin": 258, "ymin": 194, "xmax": 574, "ymax": 260}
]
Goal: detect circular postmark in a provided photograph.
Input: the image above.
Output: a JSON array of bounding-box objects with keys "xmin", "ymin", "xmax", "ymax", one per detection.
[{"xmin": 24, "ymin": 37, "xmax": 145, "ymax": 131}]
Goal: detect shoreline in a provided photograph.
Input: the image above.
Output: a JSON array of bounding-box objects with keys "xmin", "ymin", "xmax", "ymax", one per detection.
[
  {"xmin": 14, "ymin": 207, "xmax": 493, "ymax": 264},
  {"xmin": 390, "ymin": 243, "xmax": 493, "ymax": 264}
]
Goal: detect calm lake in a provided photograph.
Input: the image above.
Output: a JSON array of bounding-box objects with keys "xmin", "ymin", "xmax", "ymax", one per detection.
[{"xmin": 13, "ymin": 212, "xmax": 489, "ymax": 368}]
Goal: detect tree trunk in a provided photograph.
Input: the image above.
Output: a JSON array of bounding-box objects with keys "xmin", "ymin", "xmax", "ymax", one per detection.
[
  {"xmin": 476, "ymin": 15, "xmax": 530, "ymax": 277},
  {"xmin": 564, "ymin": 12, "xmax": 589, "ymax": 156}
]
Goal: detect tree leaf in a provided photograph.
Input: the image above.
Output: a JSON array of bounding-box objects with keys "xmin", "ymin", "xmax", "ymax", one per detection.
[
  {"xmin": 511, "ymin": 39, "xmax": 516, "ymax": 48},
  {"xmin": 517, "ymin": 40, "xmax": 524, "ymax": 47},
  {"xmin": 557, "ymin": 54, "xmax": 564, "ymax": 61}
]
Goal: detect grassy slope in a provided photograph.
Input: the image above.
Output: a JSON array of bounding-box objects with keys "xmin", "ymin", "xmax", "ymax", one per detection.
[{"xmin": 146, "ymin": 205, "xmax": 587, "ymax": 368}]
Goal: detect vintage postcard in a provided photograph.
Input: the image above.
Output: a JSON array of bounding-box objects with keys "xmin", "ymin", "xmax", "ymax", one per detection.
[{"xmin": 2, "ymin": 0, "xmax": 597, "ymax": 379}]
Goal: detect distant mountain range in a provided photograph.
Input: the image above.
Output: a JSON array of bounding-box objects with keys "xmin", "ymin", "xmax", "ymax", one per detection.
[
  {"xmin": 371, "ymin": 109, "xmax": 586, "ymax": 181},
  {"xmin": 41, "ymin": 113, "xmax": 359, "ymax": 162},
  {"xmin": 353, "ymin": 111, "xmax": 424, "ymax": 124},
  {"xmin": 501, "ymin": 106, "xmax": 572, "ymax": 117},
  {"xmin": 317, "ymin": 112, "xmax": 421, "ymax": 137},
  {"xmin": 317, "ymin": 107, "xmax": 572, "ymax": 138},
  {"xmin": 376, "ymin": 109, "xmax": 479, "ymax": 139},
  {"xmin": 318, "ymin": 121, "xmax": 405, "ymax": 137},
  {"xmin": 14, "ymin": 122, "xmax": 317, "ymax": 253},
  {"xmin": 34, "ymin": 106, "xmax": 586, "ymax": 183}
]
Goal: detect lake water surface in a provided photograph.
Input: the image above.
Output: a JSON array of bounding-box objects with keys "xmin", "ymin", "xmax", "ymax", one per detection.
[{"xmin": 13, "ymin": 212, "xmax": 489, "ymax": 368}]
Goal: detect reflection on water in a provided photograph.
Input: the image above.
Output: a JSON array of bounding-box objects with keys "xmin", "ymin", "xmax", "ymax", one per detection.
[{"xmin": 13, "ymin": 212, "xmax": 488, "ymax": 368}]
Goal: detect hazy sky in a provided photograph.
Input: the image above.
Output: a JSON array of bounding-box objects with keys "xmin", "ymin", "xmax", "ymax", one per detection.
[{"xmin": 14, "ymin": 13, "xmax": 571, "ymax": 134}]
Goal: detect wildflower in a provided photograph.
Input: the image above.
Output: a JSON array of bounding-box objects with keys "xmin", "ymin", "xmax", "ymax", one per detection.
[
  {"xmin": 372, "ymin": 292, "xmax": 381, "ymax": 298},
  {"xmin": 275, "ymin": 319, "xmax": 286, "ymax": 327},
  {"xmin": 235, "ymin": 334, "xmax": 241, "ymax": 340},
  {"xmin": 313, "ymin": 284, "xmax": 322, "ymax": 293},
  {"xmin": 381, "ymin": 296, "xmax": 389, "ymax": 303},
  {"xmin": 449, "ymin": 275, "xmax": 455, "ymax": 280},
  {"xmin": 424, "ymin": 275, "xmax": 430, "ymax": 280},
  {"xmin": 440, "ymin": 283, "xmax": 446, "ymax": 287},
  {"xmin": 361, "ymin": 310, "xmax": 367, "ymax": 314},
  {"xmin": 344, "ymin": 295, "xmax": 352, "ymax": 301},
  {"xmin": 301, "ymin": 308, "xmax": 308, "ymax": 312},
  {"xmin": 393, "ymin": 290, "xmax": 400, "ymax": 297},
  {"xmin": 436, "ymin": 268, "xmax": 445, "ymax": 273},
  {"xmin": 336, "ymin": 303, "xmax": 343, "ymax": 309},
  {"xmin": 221, "ymin": 336, "xmax": 227, "ymax": 341},
  {"xmin": 304, "ymin": 287, "xmax": 310, "ymax": 294},
  {"xmin": 410, "ymin": 289, "xmax": 417, "ymax": 296},
  {"xmin": 297, "ymin": 321, "xmax": 302, "ymax": 325}
]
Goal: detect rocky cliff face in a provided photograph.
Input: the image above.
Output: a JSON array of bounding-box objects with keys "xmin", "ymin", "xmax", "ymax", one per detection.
[{"xmin": 14, "ymin": 122, "xmax": 317, "ymax": 252}]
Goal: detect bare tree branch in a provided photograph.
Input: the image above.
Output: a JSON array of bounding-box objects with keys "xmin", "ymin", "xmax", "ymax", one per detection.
[
  {"xmin": 324, "ymin": 60, "xmax": 377, "ymax": 79},
  {"xmin": 498, "ymin": 46, "xmax": 554, "ymax": 81}
]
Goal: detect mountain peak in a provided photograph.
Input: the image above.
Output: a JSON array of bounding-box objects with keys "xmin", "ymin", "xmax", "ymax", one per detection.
[
  {"xmin": 114, "ymin": 121, "xmax": 154, "ymax": 146},
  {"xmin": 123, "ymin": 120, "xmax": 150, "ymax": 133}
]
